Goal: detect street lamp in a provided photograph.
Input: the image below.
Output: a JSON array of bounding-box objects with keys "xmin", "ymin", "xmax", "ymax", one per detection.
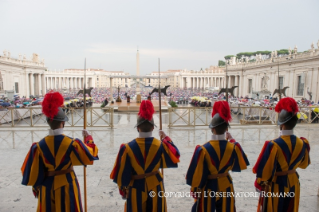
[
  {"xmin": 277, "ymin": 58, "xmax": 281, "ymax": 100},
  {"xmin": 225, "ymin": 57, "xmax": 229, "ymax": 102}
]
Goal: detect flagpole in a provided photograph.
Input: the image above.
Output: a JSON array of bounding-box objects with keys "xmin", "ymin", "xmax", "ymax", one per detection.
[
  {"xmin": 158, "ymin": 58, "xmax": 164, "ymax": 177},
  {"xmin": 83, "ymin": 58, "xmax": 88, "ymax": 212}
]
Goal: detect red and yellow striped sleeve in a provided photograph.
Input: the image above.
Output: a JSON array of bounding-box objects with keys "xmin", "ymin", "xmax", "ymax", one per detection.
[{"xmin": 70, "ymin": 135, "xmax": 99, "ymax": 166}]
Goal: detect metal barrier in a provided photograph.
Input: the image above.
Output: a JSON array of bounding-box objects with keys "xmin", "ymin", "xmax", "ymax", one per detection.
[
  {"xmin": 168, "ymin": 106, "xmax": 319, "ymax": 128},
  {"xmin": 0, "ymin": 107, "xmax": 114, "ymax": 128}
]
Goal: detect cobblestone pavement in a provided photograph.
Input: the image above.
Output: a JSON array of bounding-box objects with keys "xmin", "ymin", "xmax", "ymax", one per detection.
[{"xmin": 0, "ymin": 116, "xmax": 318, "ymax": 211}]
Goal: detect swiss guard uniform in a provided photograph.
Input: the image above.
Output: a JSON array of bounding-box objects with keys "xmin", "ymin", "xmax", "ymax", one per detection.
[
  {"xmin": 21, "ymin": 92, "xmax": 99, "ymax": 212},
  {"xmin": 186, "ymin": 101, "xmax": 249, "ymax": 212},
  {"xmin": 110, "ymin": 100, "xmax": 180, "ymax": 212},
  {"xmin": 253, "ymin": 97, "xmax": 310, "ymax": 212}
]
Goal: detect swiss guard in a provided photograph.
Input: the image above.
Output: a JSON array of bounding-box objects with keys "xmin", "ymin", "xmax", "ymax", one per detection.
[
  {"xmin": 253, "ymin": 97, "xmax": 311, "ymax": 212},
  {"xmin": 21, "ymin": 91, "xmax": 99, "ymax": 212},
  {"xmin": 110, "ymin": 100, "xmax": 180, "ymax": 212},
  {"xmin": 186, "ymin": 101, "xmax": 249, "ymax": 212}
]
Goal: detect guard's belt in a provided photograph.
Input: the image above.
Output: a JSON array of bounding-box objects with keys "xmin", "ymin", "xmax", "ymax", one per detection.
[
  {"xmin": 132, "ymin": 171, "xmax": 159, "ymax": 180},
  {"xmin": 275, "ymin": 169, "xmax": 296, "ymax": 176},
  {"xmin": 45, "ymin": 167, "xmax": 74, "ymax": 177},
  {"xmin": 207, "ymin": 172, "xmax": 229, "ymax": 179}
]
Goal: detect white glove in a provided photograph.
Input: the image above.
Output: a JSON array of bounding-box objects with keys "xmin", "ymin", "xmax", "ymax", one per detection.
[
  {"xmin": 82, "ymin": 129, "xmax": 90, "ymax": 137},
  {"xmin": 225, "ymin": 132, "xmax": 233, "ymax": 140},
  {"xmin": 159, "ymin": 130, "xmax": 167, "ymax": 138}
]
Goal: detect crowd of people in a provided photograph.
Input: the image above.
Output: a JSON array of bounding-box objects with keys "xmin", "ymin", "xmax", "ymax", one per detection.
[{"xmin": 1, "ymin": 87, "xmax": 318, "ymax": 109}]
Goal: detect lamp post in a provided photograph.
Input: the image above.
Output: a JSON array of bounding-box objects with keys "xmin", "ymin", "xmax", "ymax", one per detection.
[
  {"xmin": 225, "ymin": 58, "xmax": 229, "ymax": 102},
  {"xmin": 277, "ymin": 59, "xmax": 281, "ymax": 100}
]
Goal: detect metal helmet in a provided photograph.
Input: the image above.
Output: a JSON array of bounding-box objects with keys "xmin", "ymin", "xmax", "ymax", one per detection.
[
  {"xmin": 42, "ymin": 91, "xmax": 68, "ymax": 123},
  {"xmin": 209, "ymin": 113, "xmax": 228, "ymax": 129},
  {"xmin": 275, "ymin": 97, "xmax": 299, "ymax": 125},
  {"xmin": 209, "ymin": 101, "xmax": 232, "ymax": 129},
  {"xmin": 135, "ymin": 116, "xmax": 156, "ymax": 128},
  {"xmin": 277, "ymin": 109, "xmax": 295, "ymax": 125},
  {"xmin": 46, "ymin": 107, "xmax": 69, "ymax": 122},
  {"xmin": 135, "ymin": 100, "xmax": 156, "ymax": 128}
]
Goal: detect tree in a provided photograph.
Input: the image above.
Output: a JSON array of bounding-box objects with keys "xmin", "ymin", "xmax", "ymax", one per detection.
[
  {"xmin": 218, "ymin": 60, "xmax": 225, "ymax": 66},
  {"xmin": 277, "ymin": 49, "xmax": 289, "ymax": 56},
  {"xmin": 224, "ymin": 55, "xmax": 235, "ymax": 60}
]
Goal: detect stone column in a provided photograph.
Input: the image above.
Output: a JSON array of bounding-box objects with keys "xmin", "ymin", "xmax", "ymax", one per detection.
[
  {"xmin": 110, "ymin": 78, "xmax": 113, "ymax": 101},
  {"xmin": 196, "ymin": 78, "xmax": 199, "ymax": 89},
  {"xmin": 25, "ymin": 72, "xmax": 30, "ymax": 97},
  {"xmin": 202, "ymin": 77, "xmax": 204, "ymax": 88},
  {"xmin": 235, "ymin": 75, "xmax": 239, "ymax": 97},
  {"xmin": 46, "ymin": 77, "xmax": 48, "ymax": 91},
  {"xmin": 29, "ymin": 74, "xmax": 34, "ymax": 95},
  {"xmin": 41, "ymin": 74, "xmax": 45, "ymax": 96},
  {"xmin": 239, "ymin": 71, "xmax": 243, "ymax": 97},
  {"xmin": 34, "ymin": 74, "xmax": 39, "ymax": 95}
]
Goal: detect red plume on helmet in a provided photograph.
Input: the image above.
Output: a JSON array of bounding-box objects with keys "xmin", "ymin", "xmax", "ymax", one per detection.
[
  {"xmin": 42, "ymin": 91, "xmax": 64, "ymax": 120},
  {"xmin": 211, "ymin": 101, "xmax": 232, "ymax": 122},
  {"xmin": 138, "ymin": 100, "xmax": 155, "ymax": 121},
  {"xmin": 275, "ymin": 97, "xmax": 299, "ymax": 114}
]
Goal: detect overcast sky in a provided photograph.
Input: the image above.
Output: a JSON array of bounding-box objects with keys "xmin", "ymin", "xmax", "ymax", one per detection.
[{"xmin": 1, "ymin": 0, "xmax": 319, "ymax": 75}]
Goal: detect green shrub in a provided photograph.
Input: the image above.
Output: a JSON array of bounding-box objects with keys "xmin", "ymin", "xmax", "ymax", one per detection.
[{"xmin": 169, "ymin": 101, "xmax": 178, "ymax": 107}]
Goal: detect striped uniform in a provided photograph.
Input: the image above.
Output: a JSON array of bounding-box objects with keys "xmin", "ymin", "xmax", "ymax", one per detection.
[
  {"xmin": 21, "ymin": 135, "xmax": 99, "ymax": 212},
  {"xmin": 110, "ymin": 136, "xmax": 180, "ymax": 212},
  {"xmin": 253, "ymin": 135, "xmax": 310, "ymax": 212},
  {"xmin": 186, "ymin": 139, "xmax": 249, "ymax": 212}
]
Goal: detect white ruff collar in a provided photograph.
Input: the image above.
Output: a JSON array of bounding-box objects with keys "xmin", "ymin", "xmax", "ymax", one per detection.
[
  {"xmin": 211, "ymin": 134, "xmax": 226, "ymax": 140},
  {"xmin": 280, "ymin": 130, "xmax": 294, "ymax": 136},
  {"xmin": 138, "ymin": 132, "xmax": 153, "ymax": 138},
  {"xmin": 49, "ymin": 128, "xmax": 64, "ymax": 136}
]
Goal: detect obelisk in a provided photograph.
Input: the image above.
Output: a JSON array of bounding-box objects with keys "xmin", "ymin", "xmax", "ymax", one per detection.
[
  {"xmin": 136, "ymin": 48, "xmax": 141, "ymax": 102},
  {"xmin": 136, "ymin": 48, "xmax": 140, "ymax": 76}
]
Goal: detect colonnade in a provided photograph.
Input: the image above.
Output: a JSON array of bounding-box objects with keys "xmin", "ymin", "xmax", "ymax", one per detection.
[
  {"xmin": 225, "ymin": 75, "xmax": 241, "ymax": 97},
  {"xmin": 181, "ymin": 77, "xmax": 226, "ymax": 89},
  {"xmin": 179, "ymin": 75, "xmax": 242, "ymax": 97},
  {"xmin": 45, "ymin": 77, "xmax": 84, "ymax": 90},
  {"xmin": 26, "ymin": 73, "xmax": 46, "ymax": 96}
]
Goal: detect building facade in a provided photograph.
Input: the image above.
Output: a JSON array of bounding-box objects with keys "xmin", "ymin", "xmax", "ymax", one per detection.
[
  {"xmin": 0, "ymin": 51, "xmax": 47, "ymax": 97},
  {"xmin": 145, "ymin": 66, "xmax": 225, "ymax": 89},
  {"xmin": 226, "ymin": 41, "xmax": 319, "ymax": 102},
  {"xmin": 46, "ymin": 69, "xmax": 132, "ymax": 90}
]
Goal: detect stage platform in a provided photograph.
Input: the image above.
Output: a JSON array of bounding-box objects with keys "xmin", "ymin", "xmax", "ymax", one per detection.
[{"xmin": 109, "ymin": 100, "xmax": 169, "ymax": 112}]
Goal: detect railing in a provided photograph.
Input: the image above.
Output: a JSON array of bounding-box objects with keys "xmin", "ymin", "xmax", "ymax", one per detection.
[
  {"xmin": 168, "ymin": 106, "xmax": 319, "ymax": 127},
  {"xmin": 1, "ymin": 106, "xmax": 318, "ymax": 128},
  {"xmin": 0, "ymin": 107, "xmax": 114, "ymax": 128},
  {"xmin": 226, "ymin": 50, "xmax": 319, "ymax": 70},
  {"xmin": 0, "ymin": 56, "xmax": 45, "ymax": 67}
]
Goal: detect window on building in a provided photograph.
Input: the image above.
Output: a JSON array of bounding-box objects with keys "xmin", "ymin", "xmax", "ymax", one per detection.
[
  {"xmin": 297, "ymin": 75, "xmax": 304, "ymax": 96},
  {"xmin": 279, "ymin": 77, "xmax": 283, "ymax": 89},
  {"xmin": 15, "ymin": 82, "xmax": 19, "ymax": 93},
  {"xmin": 248, "ymin": 79, "xmax": 252, "ymax": 93}
]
